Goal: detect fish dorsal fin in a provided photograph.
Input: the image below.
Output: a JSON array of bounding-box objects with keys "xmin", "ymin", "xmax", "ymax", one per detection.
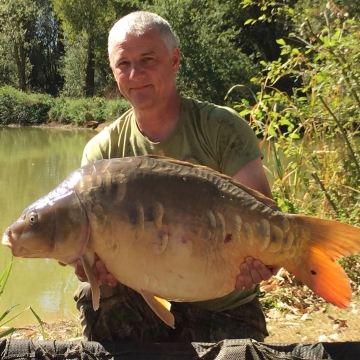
[
  {"xmin": 81, "ymin": 252, "xmax": 100, "ymax": 311},
  {"xmin": 143, "ymin": 155, "xmax": 278, "ymax": 208},
  {"xmin": 140, "ymin": 290, "xmax": 175, "ymax": 328}
]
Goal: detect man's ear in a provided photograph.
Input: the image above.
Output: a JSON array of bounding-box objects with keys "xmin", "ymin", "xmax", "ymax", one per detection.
[
  {"xmin": 171, "ymin": 47, "xmax": 181, "ymax": 74},
  {"xmin": 111, "ymin": 66, "xmax": 116, "ymax": 77}
]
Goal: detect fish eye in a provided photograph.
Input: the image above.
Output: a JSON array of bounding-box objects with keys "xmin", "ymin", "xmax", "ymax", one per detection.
[{"xmin": 29, "ymin": 212, "xmax": 38, "ymax": 224}]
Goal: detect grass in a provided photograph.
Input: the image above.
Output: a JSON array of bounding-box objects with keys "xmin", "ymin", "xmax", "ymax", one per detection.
[{"xmin": 0, "ymin": 260, "xmax": 46, "ymax": 339}]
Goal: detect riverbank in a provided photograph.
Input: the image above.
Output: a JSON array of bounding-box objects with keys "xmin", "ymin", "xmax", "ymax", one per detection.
[{"xmin": 4, "ymin": 120, "xmax": 111, "ymax": 132}]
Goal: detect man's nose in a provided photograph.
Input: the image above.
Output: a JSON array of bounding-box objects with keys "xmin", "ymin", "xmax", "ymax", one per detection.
[{"xmin": 129, "ymin": 62, "xmax": 145, "ymax": 80}]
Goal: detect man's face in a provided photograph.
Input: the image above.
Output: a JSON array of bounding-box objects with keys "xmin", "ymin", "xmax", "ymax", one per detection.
[{"xmin": 109, "ymin": 29, "xmax": 180, "ymax": 110}]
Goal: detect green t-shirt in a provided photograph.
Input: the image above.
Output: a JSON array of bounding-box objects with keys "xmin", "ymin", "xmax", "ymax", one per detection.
[{"xmin": 82, "ymin": 96, "xmax": 263, "ymax": 311}]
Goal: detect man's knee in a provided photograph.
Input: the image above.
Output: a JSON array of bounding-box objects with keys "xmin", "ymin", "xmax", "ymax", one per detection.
[
  {"xmin": 74, "ymin": 282, "xmax": 92, "ymax": 306},
  {"xmin": 74, "ymin": 282, "xmax": 125, "ymax": 309}
]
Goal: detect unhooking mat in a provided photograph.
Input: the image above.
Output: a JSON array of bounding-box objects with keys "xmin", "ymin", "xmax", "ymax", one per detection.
[{"xmin": 1, "ymin": 339, "xmax": 360, "ymax": 360}]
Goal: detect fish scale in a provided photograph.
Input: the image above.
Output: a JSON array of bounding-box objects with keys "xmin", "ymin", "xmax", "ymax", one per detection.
[{"xmin": 3, "ymin": 155, "xmax": 360, "ymax": 328}]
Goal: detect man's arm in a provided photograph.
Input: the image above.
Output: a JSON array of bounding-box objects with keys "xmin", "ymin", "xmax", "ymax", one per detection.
[
  {"xmin": 232, "ymin": 157, "xmax": 272, "ymax": 198},
  {"xmin": 232, "ymin": 157, "xmax": 279, "ymax": 289}
]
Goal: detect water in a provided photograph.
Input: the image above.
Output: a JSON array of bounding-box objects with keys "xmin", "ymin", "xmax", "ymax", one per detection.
[{"xmin": 0, "ymin": 126, "xmax": 95, "ymax": 326}]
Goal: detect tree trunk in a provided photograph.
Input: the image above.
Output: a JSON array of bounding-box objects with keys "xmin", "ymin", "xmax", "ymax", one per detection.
[
  {"xmin": 85, "ymin": 37, "xmax": 95, "ymax": 97},
  {"xmin": 13, "ymin": 41, "xmax": 27, "ymax": 91}
]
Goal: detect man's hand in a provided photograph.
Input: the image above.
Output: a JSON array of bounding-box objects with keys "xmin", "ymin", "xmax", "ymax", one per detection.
[
  {"xmin": 74, "ymin": 254, "xmax": 118, "ymax": 287},
  {"xmin": 67, "ymin": 254, "xmax": 277, "ymax": 290},
  {"xmin": 236, "ymin": 257, "xmax": 279, "ymax": 289},
  {"xmin": 232, "ymin": 159, "xmax": 281, "ymax": 290}
]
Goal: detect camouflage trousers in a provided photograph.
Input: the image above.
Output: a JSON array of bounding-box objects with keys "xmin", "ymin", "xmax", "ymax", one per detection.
[{"xmin": 74, "ymin": 282, "xmax": 269, "ymax": 343}]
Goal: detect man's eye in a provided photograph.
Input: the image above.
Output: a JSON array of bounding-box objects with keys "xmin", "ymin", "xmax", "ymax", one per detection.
[
  {"xmin": 118, "ymin": 61, "xmax": 129, "ymax": 67},
  {"xmin": 143, "ymin": 57, "xmax": 154, "ymax": 63}
]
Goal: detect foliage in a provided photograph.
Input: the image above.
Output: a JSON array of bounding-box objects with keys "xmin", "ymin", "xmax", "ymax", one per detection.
[
  {"xmin": 103, "ymin": 98, "xmax": 132, "ymax": 120},
  {"xmin": 0, "ymin": 0, "xmax": 65, "ymax": 95},
  {"xmin": 0, "ymin": 86, "xmax": 130, "ymax": 126},
  {"xmin": 48, "ymin": 96, "xmax": 130, "ymax": 125},
  {"xmin": 0, "ymin": 86, "xmax": 54, "ymax": 125},
  {"xmin": 145, "ymin": 0, "xmax": 259, "ymax": 104},
  {"xmin": 0, "ymin": 261, "xmax": 15, "ymax": 338},
  {"xmin": 59, "ymin": 31, "xmax": 89, "ymax": 98},
  {"xmin": 232, "ymin": 0, "xmax": 360, "ymax": 226},
  {"xmin": 0, "ymin": 0, "xmax": 41, "ymax": 91},
  {"xmin": 28, "ymin": 0, "xmax": 64, "ymax": 95},
  {"xmin": 52, "ymin": 0, "xmax": 138, "ymax": 97},
  {"xmin": 0, "ymin": 260, "xmax": 45, "ymax": 339}
]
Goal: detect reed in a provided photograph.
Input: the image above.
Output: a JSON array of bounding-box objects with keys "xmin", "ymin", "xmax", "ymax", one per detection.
[{"xmin": 0, "ymin": 260, "xmax": 46, "ymax": 339}]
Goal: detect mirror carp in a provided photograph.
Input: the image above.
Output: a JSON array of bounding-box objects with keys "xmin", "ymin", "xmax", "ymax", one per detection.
[{"xmin": 3, "ymin": 155, "xmax": 360, "ymax": 328}]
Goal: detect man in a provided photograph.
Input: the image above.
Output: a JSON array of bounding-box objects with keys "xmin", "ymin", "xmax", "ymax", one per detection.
[{"xmin": 74, "ymin": 10, "xmax": 277, "ymax": 343}]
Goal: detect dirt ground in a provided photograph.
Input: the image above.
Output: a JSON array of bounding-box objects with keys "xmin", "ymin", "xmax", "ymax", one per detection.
[
  {"xmin": 262, "ymin": 269, "xmax": 360, "ymax": 343},
  {"xmin": 265, "ymin": 298, "xmax": 360, "ymax": 343}
]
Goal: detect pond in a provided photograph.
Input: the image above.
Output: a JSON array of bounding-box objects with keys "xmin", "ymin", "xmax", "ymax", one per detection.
[{"xmin": 0, "ymin": 126, "xmax": 95, "ymax": 326}]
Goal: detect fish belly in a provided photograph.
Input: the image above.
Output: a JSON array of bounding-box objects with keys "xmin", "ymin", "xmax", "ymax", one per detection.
[{"xmin": 93, "ymin": 217, "xmax": 241, "ymax": 302}]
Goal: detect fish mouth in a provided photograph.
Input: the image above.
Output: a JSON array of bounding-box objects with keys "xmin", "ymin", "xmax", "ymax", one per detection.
[
  {"xmin": 2, "ymin": 228, "xmax": 42, "ymax": 258},
  {"xmin": 2, "ymin": 233, "xmax": 12, "ymax": 248},
  {"xmin": 2, "ymin": 229, "xmax": 22, "ymax": 256}
]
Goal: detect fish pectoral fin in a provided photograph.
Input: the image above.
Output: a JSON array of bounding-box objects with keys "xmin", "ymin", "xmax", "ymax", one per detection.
[
  {"xmin": 140, "ymin": 290, "xmax": 175, "ymax": 329},
  {"xmin": 81, "ymin": 252, "xmax": 100, "ymax": 311}
]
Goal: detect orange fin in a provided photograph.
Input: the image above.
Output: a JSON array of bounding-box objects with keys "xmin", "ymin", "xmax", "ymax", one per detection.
[
  {"xmin": 286, "ymin": 216, "xmax": 360, "ymax": 308},
  {"xmin": 288, "ymin": 246, "xmax": 351, "ymax": 308}
]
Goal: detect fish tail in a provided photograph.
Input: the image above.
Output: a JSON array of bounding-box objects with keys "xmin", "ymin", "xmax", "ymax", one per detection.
[{"xmin": 286, "ymin": 216, "xmax": 360, "ymax": 308}]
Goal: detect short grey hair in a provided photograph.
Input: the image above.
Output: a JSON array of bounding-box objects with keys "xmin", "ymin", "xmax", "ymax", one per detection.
[{"xmin": 108, "ymin": 11, "xmax": 180, "ymax": 59}]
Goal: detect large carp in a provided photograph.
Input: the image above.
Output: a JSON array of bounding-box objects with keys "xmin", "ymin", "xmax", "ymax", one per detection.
[{"xmin": 2, "ymin": 155, "xmax": 360, "ymax": 328}]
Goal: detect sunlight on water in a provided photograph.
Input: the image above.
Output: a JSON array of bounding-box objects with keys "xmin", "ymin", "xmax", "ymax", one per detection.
[{"xmin": 0, "ymin": 127, "xmax": 95, "ymax": 326}]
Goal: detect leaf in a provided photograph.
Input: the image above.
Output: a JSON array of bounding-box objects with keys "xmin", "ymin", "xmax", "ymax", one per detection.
[
  {"xmin": 244, "ymin": 19, "xmax": 255, "ymax": 25},
  {"xmin": 29, "ymin": 307, "xmax": 46, "ymax": 340},
  {"xmin": 0, "ymin": 305, "xmax": 19, "ymax": 324},
  {"xmin": 0, "ymin": 259, "xmax": 13, "ymax": 297},
  {"xmin": 0, "ymin": 327, "xmax": 16, "ymax": 339}
]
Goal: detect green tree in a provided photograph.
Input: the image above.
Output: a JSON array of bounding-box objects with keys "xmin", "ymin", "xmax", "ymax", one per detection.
[
  {"xmin": 52, "ymin": 0, "xmax": 138, "ymax": 97},
  {"xmin": 145, "ymin": 0, "xmax": 259, "ymax": 104},
  {"xmin": 0, "ymin": 0, "xmax": 39, "ymax": 91},
  {"xmin": 59, "ymin": 31, "xmax": 88, "ymax": 98},
  {"xmin": 28, "ymin": 0, "xmax": 64, "ymax": 95}
]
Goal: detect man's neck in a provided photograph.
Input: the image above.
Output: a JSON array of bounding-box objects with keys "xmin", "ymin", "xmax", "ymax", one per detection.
[{"xmin": 133, "ymin": 93, "xmax": 182, "ymax": 142}]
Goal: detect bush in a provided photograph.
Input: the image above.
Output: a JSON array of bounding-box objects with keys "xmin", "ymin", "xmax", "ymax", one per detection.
[
  {"xmin": 103, "ymin": 99, "xmax": 131, "ymax": 121},
  {"xmin": 0, "ymin": 86, "xmax": 53, "ymax": 125},
  {"xmin": 0, "ymin": 86, "xmax": 130, "ymax": 126},
  {"xmin": 49, "ymin": 96, "xmax": 130, "ymax": 126}
]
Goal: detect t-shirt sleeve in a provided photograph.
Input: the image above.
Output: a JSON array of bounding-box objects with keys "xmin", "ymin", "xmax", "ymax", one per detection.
[
  {"xmin": 214, "ymin": 107, "xmax": 263, "ymax": 176},
  {"xmin": 81, "ymin": 129, "xmax": 111, "ymax": 166}
]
